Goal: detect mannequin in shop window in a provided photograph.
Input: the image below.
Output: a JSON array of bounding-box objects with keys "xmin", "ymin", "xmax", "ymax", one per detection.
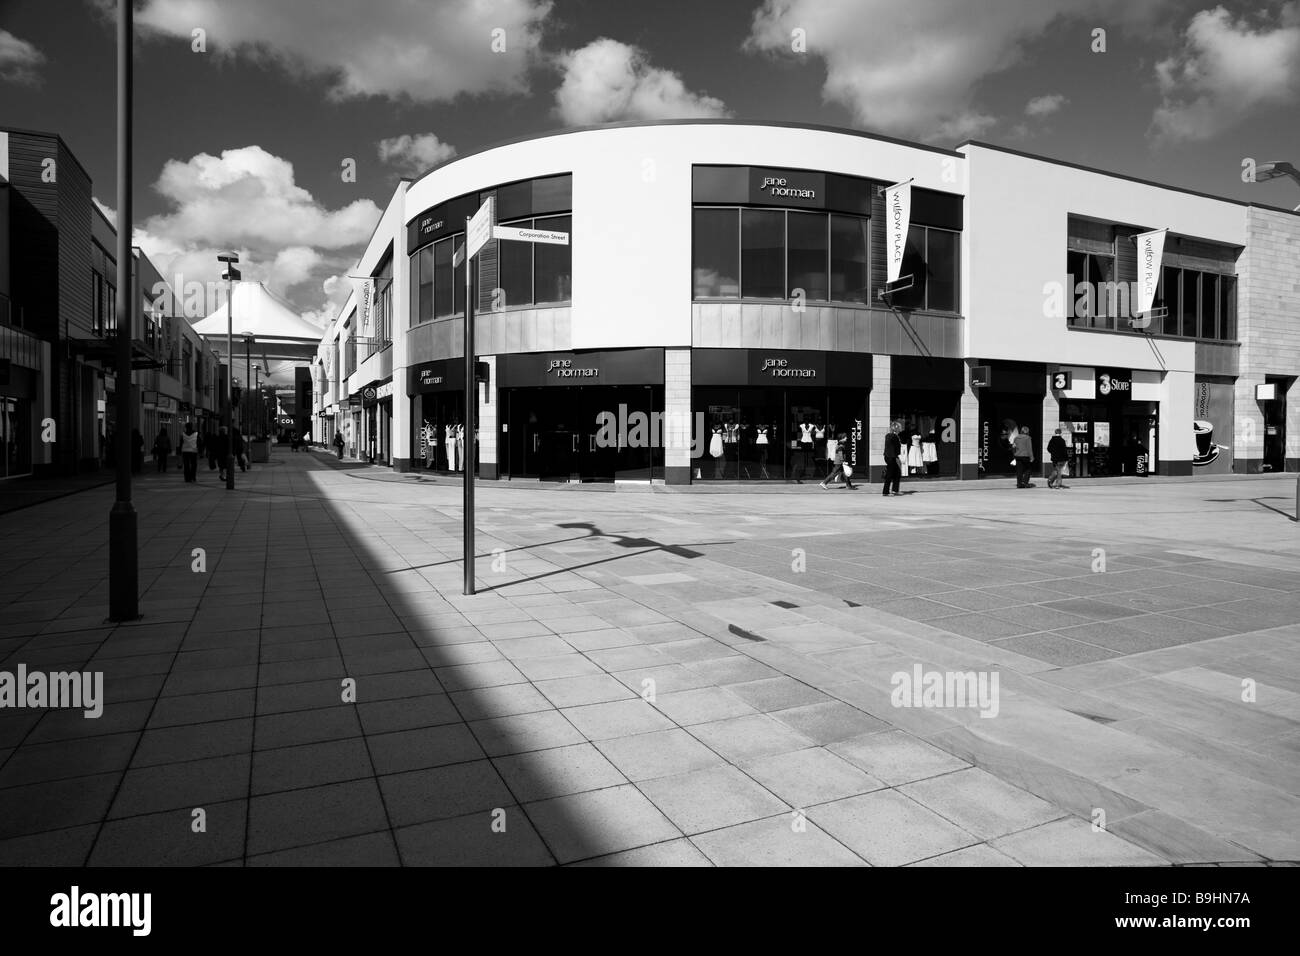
[
  {"xmin": 455, "ymin": 423, "xmax": 466, "ymax": 472},
  {"xmin": 755, "ymin": 422, "xmax": 771, "ymax": 479},
  {"xmin": 796, "ymin": 418, "xmax": 815, "ymax": 482},
  {"xmin": 710, "ymin": 421, "xmax": 725, "ymax": 478},
  {"xmin": 814, "ymin": 421, "xmax": 828, "ymax": 477},
  {"xmin": 422, "ymin": 420, "xmax": 437, "ymax": 469},
  {"xmin": 907, "ymin": 434, "xmax": 924, "ymax": 474},
  {"xmin": 446, "ymin": 419, "xmax": 458, "ymax": 471}
]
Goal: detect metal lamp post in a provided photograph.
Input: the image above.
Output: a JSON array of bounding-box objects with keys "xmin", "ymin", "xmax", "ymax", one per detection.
[
  {"xmin": 217, "ymin": 253, "xmax": 239, "ymax": 488},
  {"xmin": 253, "ymin": 364, "xmax": 261, "ymax": 438},
  {"xmin": 108, "ymin": 0, "xmax": 138, "ymax": 621},
  {"xmin": 1252, "ymin": 161, "xmax": 1300, "ymax": 211}
]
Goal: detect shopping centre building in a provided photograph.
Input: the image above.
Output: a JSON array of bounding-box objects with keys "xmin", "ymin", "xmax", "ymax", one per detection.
[{"xmin": 313, "ymin": 121, "xmax": 1300, "ymax": 485}]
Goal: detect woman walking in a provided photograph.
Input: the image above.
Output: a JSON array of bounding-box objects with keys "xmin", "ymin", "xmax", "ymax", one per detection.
[
  {"xmin": 152, "ymin": 426, "xmax": 172, "ymax": 473},
  {"xmin": 820, "ymin": 432, "xmax": 855, "ymax": 490}
]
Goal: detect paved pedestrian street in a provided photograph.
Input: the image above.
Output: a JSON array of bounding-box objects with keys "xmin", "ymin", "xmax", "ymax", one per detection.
[{"xmin": 1, "ymin": 448, "xmax": 1298, "ymax": 867}]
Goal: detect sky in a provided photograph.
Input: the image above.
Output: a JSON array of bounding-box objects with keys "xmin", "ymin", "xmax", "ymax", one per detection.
[{"xmin": 1, "ymin": 0, "xmax": 1297, "ymax": 326}]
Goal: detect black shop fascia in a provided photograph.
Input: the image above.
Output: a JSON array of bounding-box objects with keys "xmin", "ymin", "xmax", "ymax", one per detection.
[
  {"xmin": 497, "ymin": 349, "xmax": 665, "ymax": 482},
  {"xmin": 691, "ymin": 349, "xmax": 872, "ymax": 483}
]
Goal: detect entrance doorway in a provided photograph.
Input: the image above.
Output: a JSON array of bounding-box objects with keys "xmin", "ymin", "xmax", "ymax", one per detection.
[
  {"xmin": 503, "ymin": 385, "xmax": 663, "ymax": 481},
  {"xmin": 1262, "ymin": 376, "xmax": 1290, "ymax": 473},
  {"xmin": 1061, "ymin": 400, "xmax": 1159, "ymax": 476}
]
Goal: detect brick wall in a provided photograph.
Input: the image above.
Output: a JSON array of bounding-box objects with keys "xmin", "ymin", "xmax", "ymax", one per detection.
[{"xmin": 1236, "ymin": 207, "xmax": 1300, "ymax": 471}]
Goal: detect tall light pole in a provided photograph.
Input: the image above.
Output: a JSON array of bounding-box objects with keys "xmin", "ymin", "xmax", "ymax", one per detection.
[
  {"xmin": 243, "ymin": 334, "xmax": 253, "ymax": 440},
  {"xmin": 217, "ymin": 253, "xmax": 239, "ymax": 489},
  {"xmin": 1252, "ymin": 161, "xmax": 1300, "ymax": 211},
  {"xmin": 253, "ymin": 364, "xmax": 261, "ymax": 438},
  {"xmin": 108, "ymin": 0, "xmax": 138, "ymax": 621}
]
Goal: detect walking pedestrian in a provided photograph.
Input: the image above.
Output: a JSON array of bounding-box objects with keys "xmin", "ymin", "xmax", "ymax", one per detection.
[
  {"xmin": 1013, "ymin": 426, "xmax": 1035, "ymax": 488},
  {"xmin": 152, "ymin": 426, "xmax": 172, "ymax": 473},
  {"xmin": 881, "ymin": 421, "xmax": 902, "ymax": 496},
  {"xmin": 820, "ymin": 432, "xmax": 853, "ymax": 490},
  {"xmin": 1047, "ymin": 428, "xmax": 1070, "ymax": 489},
  {"xmin": 232, "ymin": 426, "xmax": 247, "ymax": 472},
  {"xmin": 131, "ymin": 428, "xmax": 145, "ymax": 474},
  {"xmin": 333, "ymin": 431, "xmax": 344, "ymax": 459},
  {"xmin": 212, "ymin": 426, "xmax": 231, "ymax": 482},
  {"xmin": 206, "ymin": 429, "xmax": 219, "ymax": 471},
  {"xmin": 179, "ymin": 422, "xmax": 200, "ymax": 483}
]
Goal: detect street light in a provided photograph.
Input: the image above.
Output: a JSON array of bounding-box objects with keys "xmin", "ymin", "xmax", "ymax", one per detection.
[
  {"xmin": 253, "ymin": 364, "xmax": 261, "ymax": 438},
  {"xmin": 1252, "ymin": 161, "xmax": 1300, "ymax": 211},
  {"xmin": 108, "ymin": 0, "xmax": 138, "ymax": 622},
  {"xmin": 217, "ymin": 252, "xmax": 239, "ymax": 489}
]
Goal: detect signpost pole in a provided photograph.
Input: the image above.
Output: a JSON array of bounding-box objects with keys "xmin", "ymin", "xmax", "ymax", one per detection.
[{"xmin": 463, "ymin": 217, "xmax": 476, "ymax": 596}]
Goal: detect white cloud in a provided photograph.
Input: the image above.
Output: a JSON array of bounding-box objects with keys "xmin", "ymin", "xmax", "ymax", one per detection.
[
  {"xmin": 1152, "ymin": 3, "xmax": 1300, "ymax": 144},
  {"xmin": 744, "ymin": 0, "xmax": 1173, "ymax": 141},
  {"xmin": 0, "ymin": 28, "xmax": 44, "ymax": 85},
  {"xmin": 377, "ymin": 133, "xmax": 457, "ymax": 177},
  {"xmin": 131, "ymin": 146, "xmax": 381, "ymax": 321},
  {"xmin": 1025, "ymin": 93, "xmax": 1068, "ymax": 117},
  {"xmin": 130, "ymin": 0, "xmax": 552, "ymax": 102},
  {"xmin": 554, "ymin": 38, "xmax": 730, "ymax": 125}
]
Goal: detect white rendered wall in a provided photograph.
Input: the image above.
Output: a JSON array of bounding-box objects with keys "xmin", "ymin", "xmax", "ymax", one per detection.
[
  {"xmin": 961, "ymin": 144, "xmax": 1247, "ymax": 376},
  {"xmin": 404, "ymin": 123, "xmax": 967, "ymax": 353}
]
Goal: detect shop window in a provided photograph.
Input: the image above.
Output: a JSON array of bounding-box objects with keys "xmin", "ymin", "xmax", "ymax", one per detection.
[
  {"xmin": 534, "ymin": 214, "xmax": 572, "ymax": 303},
  {"xmin": 893, "ymin": 225, "xmax": 927, "ymax": 311},
  {"xmin": 787, "ymin": 211, "xmax": 828, "ymax": 302},
  {"xmin": 693, "ymin": 208, "xmax": 739, "ymax": 297},
  {"xmin": 432, "ymin": 234, "xmax": 465, "ymax": 318},
  {"xmin": 1180, "ymin": 270, "xmax": 1199, "ymax": 337},
  {"xmin": 830, "ymin": 214, "xmax": 869, "ymax": 303},
  {"xmin": 1199, "ymin": 273, "xmax": 1218, "ymax": 339},
  {"xmin": 532, "ymin": 175, "xmax": 572, "ymax": 216},
  {"xmin": 1219, "ymin": 276, "xmax": 1236, "ymax": 339},
  {"xmin": 926, "ymin": 228, "xmax": 958, "ymax": 313},
  {"xmin": 1159, "ymin": 267, "xmax": 1180, "ymax": 335},
  {"xmin": 498, "ymin": 217, "xmax": 534, "ymax": 307},
  {"xmin": 741, "ymin": 210, "xmax": 785, "ymax": 299},
  {"xmin": 417, "ymin": 246, "xmax": 433, "ymax": 323},
  {"xmin": 1066, "ymin": 250, "xmax": 1118, "ymax": 329}
]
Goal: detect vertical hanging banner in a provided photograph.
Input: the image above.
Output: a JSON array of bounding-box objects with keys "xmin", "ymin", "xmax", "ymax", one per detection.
[
  {"xmin": 885, "ymin": 179, "xmax": 912, "ymax": 284},
  {"xmin": 1135, "ymin": 228, "xmax": 1167, "ymax": 315},
  {"xmin": 348, "ymin": 276, "xmax": 374, "ymax": 337}
]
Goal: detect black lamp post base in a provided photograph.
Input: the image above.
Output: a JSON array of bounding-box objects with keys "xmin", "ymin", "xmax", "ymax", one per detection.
[{"xmin": 108, "ymin": 500, "xmax": 139, "ymax": 622}]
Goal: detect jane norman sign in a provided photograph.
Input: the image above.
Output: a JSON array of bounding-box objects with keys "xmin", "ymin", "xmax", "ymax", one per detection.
[
  {"xmin": 759, "ymin": 175, "xmax": 815, "ymax": 199},
  {"xmin": 760, "ymin": 357, "xmax": 816, "ymax": 378},
  {"xmin": 419, "ymin": 369, "xmax": 443, "ymax": 387},
  {"xmin": 548, "ymin": 359, "xmax": 598, "ymax": 378},
  {"xmin": 419, "ymin": 217, "xmax": 444, "ymax": 236}
]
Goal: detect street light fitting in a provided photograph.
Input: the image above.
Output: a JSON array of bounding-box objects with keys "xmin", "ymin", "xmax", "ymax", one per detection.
[{"xmin": 1254, "ymin": 161, "xmax": 1300, "ymax": 183}]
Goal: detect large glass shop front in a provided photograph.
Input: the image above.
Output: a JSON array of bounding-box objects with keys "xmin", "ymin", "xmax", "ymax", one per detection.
[
  {"xmin": 409, "ymin": 358, "xmax": 478, "ymax": 475},
  {"xmin": 1060, "ymin": 368, "xmax": 1159, "ymax": 477},
  {"xmin": 692, "ymin": 349, "xmax": 871, "ymax": 481},
  {"xmin": 498, "ymin": 349, "xmax": 665, "ymax": 482}
]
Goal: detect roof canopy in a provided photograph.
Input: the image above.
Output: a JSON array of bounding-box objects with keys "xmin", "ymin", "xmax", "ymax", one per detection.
[{"xmin": 193, "ymin": 281, "xmax": 324, "ymax": 342}]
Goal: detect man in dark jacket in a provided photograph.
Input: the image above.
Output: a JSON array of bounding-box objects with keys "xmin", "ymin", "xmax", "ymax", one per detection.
[
  {"xmin": 882, "ymin": 422, "xmax": 902, "ymax": 496},
  {"xmin": 1013, "ymin": 426, "xmax": 1035, "ymax": 488},
  {"xmin": 231, "ymin": 426, "xmax": 247, "ymax": 471},
  {"xmin": 212, "ymin": 426, "xmax": 230, "ymax": 482},
  {"xmin": 1047, "ymin": 428, "xmax": 1070, "ymax": 489}
]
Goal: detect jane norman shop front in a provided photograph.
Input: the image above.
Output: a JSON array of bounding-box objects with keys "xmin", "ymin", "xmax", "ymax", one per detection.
[
  {"xmin": 692, "ymin": 348, "xmax": 871, "ymax": 481},
  {"xmin": 410, "ymin": 349, "xmax": 664, "ymax": 482}
]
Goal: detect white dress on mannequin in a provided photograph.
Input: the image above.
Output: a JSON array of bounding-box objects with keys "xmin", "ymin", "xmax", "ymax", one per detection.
[{"xmin": 907, "ymin": 435, "xmax": 924, "ymax": 471}]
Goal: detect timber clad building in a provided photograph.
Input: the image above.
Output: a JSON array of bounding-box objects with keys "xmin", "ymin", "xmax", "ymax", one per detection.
[
  {"xmin": 311, "ymin": 121, "xmax": 1299, "ymax": 485},
  {"xmin": 0, "ymin": 126, "xmax": 222, "ymax": 480}
]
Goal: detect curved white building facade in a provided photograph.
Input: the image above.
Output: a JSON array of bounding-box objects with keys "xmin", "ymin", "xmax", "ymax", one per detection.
[{"xmin": 311, "ymin": 121, "xmax": 1300, "ymax": 484}]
